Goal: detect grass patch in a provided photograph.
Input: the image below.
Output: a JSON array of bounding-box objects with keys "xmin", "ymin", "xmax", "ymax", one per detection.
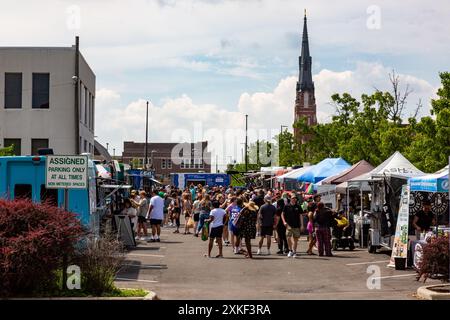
[{"xmin": 34, "ymin": 287, "xmax": 149, "ymax": 298}]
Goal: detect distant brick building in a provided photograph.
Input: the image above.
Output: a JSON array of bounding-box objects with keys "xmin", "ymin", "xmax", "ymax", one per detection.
[
  {"xmin": 293, "ymin": 12, "xmax": 317, "ymax": 144},
  {"xmin": 122, "ymin": 141, "xmax": 211, "ymax": 184}
]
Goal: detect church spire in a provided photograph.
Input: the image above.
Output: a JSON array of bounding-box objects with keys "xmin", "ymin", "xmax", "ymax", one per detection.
[{"xmin": 297, "ymin": 10, "xmax": 314, "ymax": 92}]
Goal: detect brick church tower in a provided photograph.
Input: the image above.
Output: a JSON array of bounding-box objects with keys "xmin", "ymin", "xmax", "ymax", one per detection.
[{"xmin": 293, "ymin": 11, "xmax": 317, "ymax": 144}]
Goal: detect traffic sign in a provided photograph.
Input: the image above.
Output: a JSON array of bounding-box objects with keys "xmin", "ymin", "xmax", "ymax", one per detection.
[{"xmin": 46, "ymin": 155, "xmax": 88, "ymax": 189}]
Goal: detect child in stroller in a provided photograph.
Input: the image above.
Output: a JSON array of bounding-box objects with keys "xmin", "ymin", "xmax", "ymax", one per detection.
[{"xmin": 331, "ymin": 211, "xmax": 355, "ymax": 251}]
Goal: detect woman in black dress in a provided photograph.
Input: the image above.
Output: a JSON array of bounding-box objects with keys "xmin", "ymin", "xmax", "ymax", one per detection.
[{"xmin": 238, "ymin": 201, "xmax": 258, "ymax": 259}]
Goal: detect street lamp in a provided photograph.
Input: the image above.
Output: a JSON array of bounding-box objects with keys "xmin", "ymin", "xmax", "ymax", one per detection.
[
  {"xmin": 245, "ymin": 114, "xmax": 248, "ymax": 172},
  {"xmin": 145, "ymin": 101, "xmax": 149, "ymax": 170}
]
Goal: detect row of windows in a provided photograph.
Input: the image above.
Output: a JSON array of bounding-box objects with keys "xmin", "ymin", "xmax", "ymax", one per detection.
[
  {"xmin": 161, "ymin": 159, "xmax": 172, "ymax": 169},
  {"xmin": 80, "ymin": 137, "xmax": 94, "ymax": 154},
  {"xmin": 4, "ymin": 73, "xmax": 50, "ymax": 109},
  {"xmin": 180, "ymin": 158, "xmax": 204, "ymax": 169},
  {"xmin": 3, "ymin": 138, "xmax": 48, "ymax": 156},
  {"xmin": 80, "ymin": 83, "xmax": 94, "ymax": 131}
]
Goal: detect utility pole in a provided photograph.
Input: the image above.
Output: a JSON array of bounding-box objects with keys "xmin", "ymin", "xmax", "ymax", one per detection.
[
  {"xmin": 256, "ymin": 139, "xmax": 260, "ymax": 167},
  {"xmin": 74, "ymin": 36, "xmax": 80, "ymax": 155},
  {"xmin": 145, "ymin": 101, "xmax": 149, "ymax": 170},
  {"xmin": 280, "ymin": 125, "xmax": 288, "ymax": 166},
  {"xmin": 245, "ymin": 114, "xmax": 248, "ymax": 172},
  {"xmin": 216, "ymin": 154, "xmax": 219, "ymax": 173}
]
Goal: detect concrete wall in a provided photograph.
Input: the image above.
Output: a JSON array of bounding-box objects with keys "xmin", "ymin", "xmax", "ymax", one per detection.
[{"xmin": 0, "ymin": 46, "xmax": 95, "ymax": 155}]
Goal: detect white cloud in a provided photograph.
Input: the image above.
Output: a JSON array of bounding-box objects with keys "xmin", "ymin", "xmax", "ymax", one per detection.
[
  {"xmin": 1, "ymin": 0, "xmax": 448, "ymax": 76},
  {"xmin": 96, "ymin": 62, "xmax": 437, "ymax": 166}
]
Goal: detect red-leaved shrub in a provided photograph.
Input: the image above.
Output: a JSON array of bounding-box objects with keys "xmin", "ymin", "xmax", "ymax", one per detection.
[
  {"xmin": 417, "ymin": 235, "xmax": 449, "ymax": 282},
  {"xmin": 0, "ymin": 199, "xmax": 85, "ymax": 296}
]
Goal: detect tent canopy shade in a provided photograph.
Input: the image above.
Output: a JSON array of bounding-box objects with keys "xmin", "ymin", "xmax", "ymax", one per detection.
[
  {"xmin": 277, "ymin": 166, "xmax": 314, "ymax": 182},
  {"xmin": 321, "ymin": 160, "xmax": 374, "ymax": 185},
  {"xmin": 409, "ymin": 165, "xmax": 449, "ymax": 193},
  {"xmin": 297, "ymin": 158, "xmax": 351, "ymax": 183},
  {"xmin": 349, "ymin": 151, "xmax": 425, "ymax": 183}
]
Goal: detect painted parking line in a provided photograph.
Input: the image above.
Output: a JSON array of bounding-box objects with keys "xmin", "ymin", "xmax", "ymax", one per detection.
[
  {"xmin": 127, "ymin": 253, "xmax": 165, "ymax": 258},
  {"xmin": 115, "ymin": 277, "xmax": 158, "ymax": 283},
  {"xmin": 122, "ymin": 263, "xmax": 166, "ymax": 269},
  {"xmin": 346, "ymin": 260, "xmax": 390, "ymax": 266},
  {"xmin": 374, "ymin": 273, "xmax": 416, "ymax": 280}
]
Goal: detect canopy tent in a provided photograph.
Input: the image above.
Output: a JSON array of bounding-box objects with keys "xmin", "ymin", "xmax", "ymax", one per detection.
[
  {"xmin": 297, "ymin": 158, "xmax": 351, "ymax": 183},
  {"xmin": 276, "ymin": 166, "xmax": 314, "ymax": 182},
  {"xmin": 321, "ymin": 160, "xmax": 374, "ymax": 185},
  {"xmin": 348, "ymin": 151, "xmax": 425, "ymax": 187},
  {"xmin": 409, "ymin": 166, "xmax": 449, "ymax": 193},
  {"xmin": 96, "ymin": 164, "xmax": 112, "ymax": 179}
]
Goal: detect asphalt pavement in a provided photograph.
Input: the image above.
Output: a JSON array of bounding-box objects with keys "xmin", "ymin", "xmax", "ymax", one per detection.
[{"xmin": 115, "ymin": 222, "xmax": 439, "ymax": 300}]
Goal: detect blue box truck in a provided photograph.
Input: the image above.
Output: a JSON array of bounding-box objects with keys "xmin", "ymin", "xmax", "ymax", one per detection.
[{"xmin": 171, "ymin": 173, "xmax": 230, "ymax": 189}]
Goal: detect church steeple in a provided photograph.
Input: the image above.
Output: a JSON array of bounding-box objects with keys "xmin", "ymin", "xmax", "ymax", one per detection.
[
  {"xmin": 297, "ymin": 10, "xmax": 314, "ymax": 92},
  {"xmin": 293, "ymin": 10, "xmax": 317, "ymax": 144}
]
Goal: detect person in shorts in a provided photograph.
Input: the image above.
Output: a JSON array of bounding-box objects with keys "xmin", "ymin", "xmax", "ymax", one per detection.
[
  {"xmin": 281, "ymin": 194, "xmax": 304, "ymax": 258},
  {"xmin": 205, "ymin": 200, "xmax": 226, "ymax": 258},
  {"xmin": 147, "ymin": 190, "xmax": 165, "ymax": 242},
  {"xmin": 257, "ymin": 195, "xmax": 277, "ymax": 255}
]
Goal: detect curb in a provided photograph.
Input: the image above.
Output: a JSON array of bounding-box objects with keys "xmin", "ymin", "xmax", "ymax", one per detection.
[
  {"xmin": 417, "ymin": 284, "xmax": 450, "ymax": 300},
  {"xmin": 4, "ymin": 290, "xmax": 158, "ymax": 300}
]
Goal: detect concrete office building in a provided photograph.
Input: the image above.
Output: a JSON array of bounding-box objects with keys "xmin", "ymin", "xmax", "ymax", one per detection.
[{"xmin": 0, "ymin": 37, "xmax": 95, "ymax": 156}]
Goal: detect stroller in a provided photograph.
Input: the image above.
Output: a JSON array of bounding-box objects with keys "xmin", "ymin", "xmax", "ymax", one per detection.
[{"xmin": 331, "ymin": 212, "xmax": 355, "ymax": 251}]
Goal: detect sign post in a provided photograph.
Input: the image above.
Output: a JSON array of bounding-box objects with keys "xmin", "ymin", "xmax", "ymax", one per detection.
[
  {"xmin": 45, "ymin": 155, "xmax": 88, "ymax": 289},
  {"xmin": 388, "ymin": 185, "xmax": 410, "ymax": 269}
]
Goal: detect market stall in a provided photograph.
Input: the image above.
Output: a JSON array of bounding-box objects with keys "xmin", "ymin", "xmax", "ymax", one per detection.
[
  {"xmin": 409, "ymin": 165, "xmax": 449, "ymax": 226},
  {"xmin": 276, "ymin": 166, "xmax": 314, "ymax": 190},
  {"xmin": 349, "ymin": 151, "xmax": 426, "ymax": 251},
  {"xmin": 318, "ymin": 160, "xmax": 375, "ymax": 211}
]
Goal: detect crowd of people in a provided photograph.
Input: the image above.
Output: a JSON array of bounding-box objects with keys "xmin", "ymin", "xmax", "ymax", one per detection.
[{"xmin": 121, "ymin": 184, "xmax": 349, "ymax": 259}]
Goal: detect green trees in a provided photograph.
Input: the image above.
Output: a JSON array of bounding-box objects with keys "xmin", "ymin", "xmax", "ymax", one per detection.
[
  {"xmin": 406, "ymin": 72, "xmax": 450, "ymax": 172},
  {"xmin": 0, "ymin": 145, "xmax": 14, "ymax": 156},
  {"xmin": 293, "ymin": 71, "xmax": 449, "ymax": 172},
  {"xmin": 229, "ymin": 71, "xmax": 449, "ymax": 174}
]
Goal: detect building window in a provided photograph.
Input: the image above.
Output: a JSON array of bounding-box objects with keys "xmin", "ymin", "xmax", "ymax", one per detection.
[
  {"xmin": 4, "ymin": 138, "xmax": 21, "ymax": 155},
  {"xmin": 167, "ymin": 159, "xmax": 172, "ymax": 169},
  {"xmin": 4, "ymin": 73, "xmax": 22, "ymax": 109},
  {"xmin": 161, "ymin": 159, "xmax": 166, "ymax": 169},
  {"xmin": 199, "ymin": 159, "xmax": 204, "ymax": 169},
  {"xmin": 32, "ymin": 73, "xmax": 50, "ymax": 109},
  {"xmin": 91, "ymin": 96, "xmax": 95, "ymax": 131},
  {"xmin": 31, "ymin": 139, "xmax": 49, "ymax": 155},
  {"xmin": 190, "ymin": 158, "xmax": 194, "ymax": 169},
  {"xmin": 83, "ymin": 140, "xmax": 87, "ymax": 153},
  {"xmin": 194, "ymin": 158, "xmax": 199, "ymax": 169},
  {"xmin": 84, "ymin": 88, "xmax": 88, "ymax": 125}
]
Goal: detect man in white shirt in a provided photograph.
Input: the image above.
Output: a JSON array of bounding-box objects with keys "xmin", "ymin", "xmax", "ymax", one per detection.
[
  {"xmin": 205, "ymin": 200, "xmax": 226, "ymax": 258},
  {"xmin": 147, "ymin": 189, "xmax": 165, "ymax": 242}
]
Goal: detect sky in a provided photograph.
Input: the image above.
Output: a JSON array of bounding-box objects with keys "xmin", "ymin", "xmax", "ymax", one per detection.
[{"xmin": 1, "ymin": 0, "xmax": 449, "ymax": 170}]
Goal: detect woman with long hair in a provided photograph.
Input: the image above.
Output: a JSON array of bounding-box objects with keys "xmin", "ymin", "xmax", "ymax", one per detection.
[
  {"xmin": 183, "ymin": 193, "xmax": 193, "ymax": 234},
  {"xmin": 229, "ymin": 197, "xmax": 244, "ymax": 254},
  {"xmin": 172, "ymin": 192, "xmax": 181, "ymax": 234},
  {"xmin": 192, "ymin": 193, "xmax": 203, "ymax": 237},
  {"xmin": 197, "ymin": 194, "xmax": 212, "ymax": 236},
  {"xmin": 238, "ymin": 201, "xmax": 259, "ymax": 259}
]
